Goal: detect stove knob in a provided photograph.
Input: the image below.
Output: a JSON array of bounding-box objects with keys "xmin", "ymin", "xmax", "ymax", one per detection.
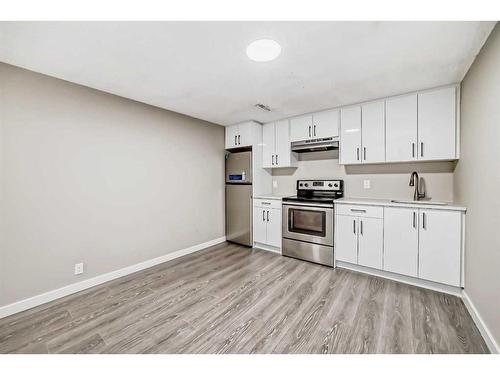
[
  {"xmin": 328, "ymin": 183, "xmax": 333, "ymax": 187},
  {"xmin": 299, "ymin": 183, "xmax": 303, "ymax": 187},
  {"xmin": 304, "ymin": 183, "xmax": 309, "ymax": 187}
]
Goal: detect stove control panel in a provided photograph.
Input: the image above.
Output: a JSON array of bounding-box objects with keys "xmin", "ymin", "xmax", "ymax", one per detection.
[{"xmin": 297, "ymin": 179, "xmax": 343, "ymax": 191}]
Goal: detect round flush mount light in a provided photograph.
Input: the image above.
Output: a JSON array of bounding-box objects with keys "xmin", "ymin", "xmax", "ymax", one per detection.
[{"xmin": 246, "ymin": 39, "xmax": 281, "ymax": 62}]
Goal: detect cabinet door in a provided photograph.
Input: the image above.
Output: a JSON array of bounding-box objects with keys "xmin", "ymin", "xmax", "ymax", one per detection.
[
  {"xmin": 290, "ymin": 114, "xmax": 313, "ymax": 142},
  {"xmin": 386, "ymin": 94, "xmax": 417, "ymax": 162},
  {"xmin": 262, "ymin": 122, "xmax": 275, "ymax": 168},
  {"xmin": 266, "ymin": 209, "xmax": 282, "ymax": 248},
  {"xmin": 418, "ymin": 86, "xmax": 457, "ymax": 161},
  {"xmin": 313, "ymin": 109, "xmax": 339, "ymax": 139},
  {"xmin": 237, "ymin": 122, "xmax": 253, "ymax": 147},
  {"xmin": 340, "ymin": 105, "xmax": 362, "ymax": 164},
  {"xmin": 335, "ymin": 215, "xmax": 358, "ymax": 264},
  {"xmin": 419, "ymin": 209, "xmax": 461, "ymax": 286},
  {"xmin": 358, "ymin": 217, "xmax": 383, "ymax": 269},
  {"xmin": 361, "ymin": 101, "xmax": 385, "ymax": 163},
  {"xmin": 225, "ymin": 125, "xmax": 239, "ymax": 149},
  {"xmin": 275, "ymin": 119, "xmax": 295, "ymax": 167},
  {"xmin": 253, "ymin": 207, "xmax": 267, "ymax": 244},
  {"xmin": 383, "ymin": 207, "xmax": 419, "ymax": 277}
]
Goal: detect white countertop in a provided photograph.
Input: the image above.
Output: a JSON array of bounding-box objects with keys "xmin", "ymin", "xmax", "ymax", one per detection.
[
  {"xmin": 253, "ymin": 194, "xmax": 290, "ymax": 201},
  {"xmin": 335, "ymin": 197, "xmax": 467, "ymax": 212}
]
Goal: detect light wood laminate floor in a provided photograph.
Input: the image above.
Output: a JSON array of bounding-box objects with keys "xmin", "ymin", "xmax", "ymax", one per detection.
[{"xmin": 0, "ymin": 242, "xmax": 489, "ymax": 354}]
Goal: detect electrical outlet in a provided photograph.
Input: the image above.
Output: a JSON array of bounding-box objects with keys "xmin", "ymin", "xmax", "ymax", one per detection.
[
  {"xmin": 363, "ymin": 180, "xmax": 371, "ymax": 189},
  {"xmin": 74, "ymin": 263, "xmax": 84, "ymax": 275},
  {"xmin": 272, "ymin": 180, "xmax": 278, "ymax": 189}
]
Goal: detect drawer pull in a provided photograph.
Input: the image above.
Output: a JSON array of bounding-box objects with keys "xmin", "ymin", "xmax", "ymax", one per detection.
[
  {"xmin": 261, "ymin": 202, "xmax": 271, "ymax": 205},
  {"xmin": 350, "ymin": 209, "xmax": 367, "ymax": 213}
]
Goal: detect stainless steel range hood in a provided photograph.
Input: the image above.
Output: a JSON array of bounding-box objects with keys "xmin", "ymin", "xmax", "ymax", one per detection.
[{"xmin": 291, "ymin": 137, "xmax": 339, "ymax": 153}]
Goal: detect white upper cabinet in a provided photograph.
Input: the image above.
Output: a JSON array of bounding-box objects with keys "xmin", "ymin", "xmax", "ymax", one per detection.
[
  {"xmin": 312, "ymin": 109, "xmax": 340, "ymax": 139},
  {"xmin": 262, "ymin": 120, "xmax": 297, "ymax": 168},
  {"xmin": 290, "ymin": 114, "xmax": 313, "ymax": 142},
  {"xmin": 418, "ymin": 209, "xmax": 461, "ymax": 286},
  {"xmin": 225, "ymin": 122, "xmax": 259, "ymax": 149},
  {"xmin": 383, "ymin": 206, "xmax": 419, "ymax": 277},
  {"xmin": 225, "ymin": 125, "xmax": 240, "ymax": 149},
  {"xmin": 262, "ymin": 122, "xmax": 275, "ymax": 168},
  {"xmin": 385, "ymin": 93, "xmax": 418, "ymax": 162},
  {"xmin": 417, "ymin": 86, "xmax": 457, "ymax": 161},
  {"xmin": 340, "ymin": 105, "xmax": 362, "ymax": 164},
  {"xmin": 361, "ymin": 101, "xmax": 385, "ymax": 163}
]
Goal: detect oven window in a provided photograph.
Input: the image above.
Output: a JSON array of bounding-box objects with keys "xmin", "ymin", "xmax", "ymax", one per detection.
[{"xmin": 288, "ymin": 208, "xmax": 326, "ymax": 237}]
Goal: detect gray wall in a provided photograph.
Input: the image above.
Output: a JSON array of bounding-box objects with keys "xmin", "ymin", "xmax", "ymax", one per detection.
[
  {"xmin": 455, "ymin": 24, "xmax": 500, "ymax": 348},
  {"xmin": 0, "ymin": 63, "xmax": 225, "ymax": 307},
  {"xmin": 273, "ymin": 150, "xmax": 455, "ymax": 201}
]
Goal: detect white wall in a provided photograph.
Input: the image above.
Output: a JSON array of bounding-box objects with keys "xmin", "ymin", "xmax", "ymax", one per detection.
[
  {"xmin": 0, "ymin": 63, "xmax": 225, "ymax": 307},
  {"xmin": 454, "ymin": 24, "xmax": 500, "ymax": 350},
  {"xmin": 272, "ymin": 150, "xmax": 455, "ymax": 201}
]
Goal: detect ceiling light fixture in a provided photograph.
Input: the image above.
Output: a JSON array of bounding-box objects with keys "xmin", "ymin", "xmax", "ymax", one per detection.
[{"xmin": 246, "ymin": 39, "xmax": 281, "ymax": 62}]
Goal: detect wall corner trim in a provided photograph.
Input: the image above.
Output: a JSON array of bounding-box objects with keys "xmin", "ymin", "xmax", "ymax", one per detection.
[
  {"xmin": 0, "ymin": 236, "xmax": 226, "ymax": 320},
  {"xmin": 462, "ymin": 290, "xmax": 500, "ymax": 353}
]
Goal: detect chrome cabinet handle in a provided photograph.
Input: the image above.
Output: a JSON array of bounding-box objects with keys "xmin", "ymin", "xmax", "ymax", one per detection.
[
  {"xmin": 363, "ymin": 147, "xmax": 366, "ymax": 161},
  {"xmin": 422, "ymin": 212, "xmax": 426, "ymax": 229},
  {"xmin": 261, "ymin": 202, "xmax": 271, "ymax": 205},
  {"xmin": 413, "ymin": 211, "xmax": 416, "ymax": 229},
  {"xmin": 313, "ymin": 125, "xmax": 316, "ymax": 137},
  {"xmin": 272, "ymin": 155, "xmax": 274, "ymax": 165},
  {"xmin": 360, "ymin": 220, "xmax": 363, "ymax": 235},
  {"xmin": 262, "ymin": 210, "xmax": 266, "ymax": 222},
  {"xmin": 420, "ymin": 142, "xmax": 424, "ymax": 157},
  {"xmin": 412, "ymin": 143, "xmax": 415, "ymax": 158},
  {"xmin": 276, "ymin": 154, "xmax": 278, "ymax": 165},
  {"xmin": 350, "ymin": 209, "xmax": 366, "ymax": 213},
  {"xmin": 309, "ymin": 126, "xmax": 311, "ymax": 137},
  {"xmin": 238, "ymin": 135, "xmax": 241, "ymax": 145},
  {"xmin": 353, "ymin": 219, "xmax": 356, "ymax": 234},
  {"xmin": 356, "ymin": 147, "xmax": 360, "ymax": 161},
  {"xmin": 267, "ymin": 210, "xmax": 269, "ymax": 222},
  {"xmin": 235, "ymin": 135, "xmax": 237, "ymax": 145}
]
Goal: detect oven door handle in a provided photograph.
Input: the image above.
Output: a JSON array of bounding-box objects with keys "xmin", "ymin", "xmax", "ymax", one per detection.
[{"xmin": 282, "ymin": 202, "xmax": 334, "ymax": 209}]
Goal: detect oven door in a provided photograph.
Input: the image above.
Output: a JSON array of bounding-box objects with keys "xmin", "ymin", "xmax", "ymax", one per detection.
[{"xmin": 282, "ymin": 203, "xmax": 333, "ymax": 246}]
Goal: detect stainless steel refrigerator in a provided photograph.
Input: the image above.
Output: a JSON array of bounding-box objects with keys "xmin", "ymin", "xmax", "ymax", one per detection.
[{"xmin": 225, "ymin": 150, "xmax": 252, "ymax": 246}]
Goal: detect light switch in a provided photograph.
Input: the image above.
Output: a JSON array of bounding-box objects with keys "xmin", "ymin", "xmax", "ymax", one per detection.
[
  {"xmin": 272, "ymin": 180, "xmax": 278, "ymax": 188},
  {"xmin": 363, "ymin": 180, "xmax": 371, "ymax": 189}
]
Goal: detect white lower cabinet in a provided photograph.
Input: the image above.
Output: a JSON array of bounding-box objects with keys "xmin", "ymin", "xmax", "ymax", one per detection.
[
  {"xmin": 383, "ymin": 207, "xmax": 419, "ymax": 277},
  {"xmin": 253, "ymin": 200, "xmax": 281, "ymax": 249},
  {"xmin": 358, "ymin": 217, "xmax": 384, "ymax": 269},
  {"xmin": 335, "ymin": 215, "xmax": 358, "ymax": 263},
  {"xmin": 335, "ymin": 212, "xmax": 383, "ymax": 268},
  {"xmin": 336, "ymin": 203, "xmax": 464, "ymax": 288},
  {"xmin": 418, "ymin": 209, "xmax": 462, "ymax": 286}
]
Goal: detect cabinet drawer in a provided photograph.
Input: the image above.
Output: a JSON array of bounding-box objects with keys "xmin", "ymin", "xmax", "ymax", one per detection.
[
  {"xmin": 253, "ymin": 199, "xmax": 282, "ymax": 210},
  {"xmin": 335, "ymin": 204, "xmax": 383, "ymax": 218}
]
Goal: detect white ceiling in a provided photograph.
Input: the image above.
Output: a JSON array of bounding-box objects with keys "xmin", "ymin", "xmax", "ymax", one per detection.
[{"xmin": 0, "ymin": 21, "xmax": 495, "ymax": 125}]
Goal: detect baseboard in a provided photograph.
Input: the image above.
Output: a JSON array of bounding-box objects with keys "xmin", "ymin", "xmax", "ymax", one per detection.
[
  {"xmin": 253, "ymin": 242, "xmax": 281, "ymax": 254},
  {"xmin": 0, "ymin": 236, "xmax": 226, "ymax": 319},
  {"xmin": 462, "ymin": 291, "xmax": 500, "ymax": 354},
  {"xmin": 336, "ymin": 261, "xmax": 463, "ymax": 297}
]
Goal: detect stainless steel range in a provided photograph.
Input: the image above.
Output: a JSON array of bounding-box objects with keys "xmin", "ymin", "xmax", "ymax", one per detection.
[{"xmin": 282, "ymin": 179, "xmax": 344, "ymax": 267}]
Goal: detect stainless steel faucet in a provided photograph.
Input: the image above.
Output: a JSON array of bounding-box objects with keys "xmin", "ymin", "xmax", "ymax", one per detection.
[{"xmin": 409, "ymin": 171, "xmax": 426, "ymax": 201}]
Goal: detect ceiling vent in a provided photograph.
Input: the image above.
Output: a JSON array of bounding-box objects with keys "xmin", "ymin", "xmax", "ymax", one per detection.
[{"xmin": 254, "ymin": 103, "xmax": 271, "ymax": 112}]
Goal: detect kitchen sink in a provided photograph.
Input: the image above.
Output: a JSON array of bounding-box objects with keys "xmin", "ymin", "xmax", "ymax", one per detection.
[{"xmin": 390, "ymin": 199, "xmax": 448, "ymax": 206}]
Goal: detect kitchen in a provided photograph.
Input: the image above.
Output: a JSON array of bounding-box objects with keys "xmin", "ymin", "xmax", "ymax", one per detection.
[
  {"xmin": 0, "ymin": 18, "xmax": 499, "ymax": 362},
  {"xmin": 225, "ymin": 83, "xmax": 464, "ymax": 291}
]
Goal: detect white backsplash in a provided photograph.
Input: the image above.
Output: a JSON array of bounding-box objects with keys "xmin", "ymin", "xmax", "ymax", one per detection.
[{"xmin": 271, "ymin": 150, "xmax": 456, "ymax": 201}]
